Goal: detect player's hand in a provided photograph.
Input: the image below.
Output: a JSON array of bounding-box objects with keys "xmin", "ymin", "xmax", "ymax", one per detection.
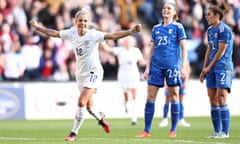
[
  {"xmin": 199, "ymin": 71, "xmax": 205, "ymax": 83},
  {"xmin": 199, "ymin": 67, "xmax": 209, "ymax": 83},
  {"xmin": 143, "ymin": 67, "xmax": 149, "ymax": 80},
  {"xmin": 131, "ymin": 24, "xmax": 142, "ymax": 33},
  {"xmin": 29, "ymin": 20, "xmax": 39, "ymax": 28}
]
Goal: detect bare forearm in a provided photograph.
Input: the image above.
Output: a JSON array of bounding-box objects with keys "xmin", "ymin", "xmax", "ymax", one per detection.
[
  {"xmin": 35, "ymin": 26, "xmax": 60, "ymax": 37},
  {"xmin": 105, "ymin": 30, "xmax": 132, "ymax": 40}
]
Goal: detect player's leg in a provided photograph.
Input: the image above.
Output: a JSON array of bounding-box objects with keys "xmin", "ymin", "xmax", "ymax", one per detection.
[
  {"xmin": 207, "ymin": 88, "xmax": 222, "ymax": 138},
  {"xmin": 86, "ymin": 95, "xmax": 110, "ymax": 133},
  {"xmin": 124, "ymin": 91, "xmax": 129, "ymax": 113},
  {"xmin": 178, "ymin": 88, "xmax": 191, "ymax": 127},
  {"xmin": 159, "ymin": 90, "xmax": 170, "ymax": 127},
  {"xmin": 215, "ymin": 71, "xmax": 232, "ymax": 138},
  {"xmin": 135, "ymin": 85, "xmax": 159, "ymax": 137},
  {"xmin": 65, "ymin": 87, "xmax": 95, "ymax": 141},
  {"xmin": 217, "ymin": 88, "xmax": 230, "ymax": 138},
  {"xmin": 130, "ymin": 87, "xmax": 138, "ymax": 125},
  {"xmin": 168, "ymin": 86, "xmax": 180, "ymax": 137},
  {"xmin": 205, "ymin": 71, "xmax": 221, "ymax": 138}
]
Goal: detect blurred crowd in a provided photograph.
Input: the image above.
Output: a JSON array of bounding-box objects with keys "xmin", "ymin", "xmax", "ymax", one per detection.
[{"xmin": 0, "ymin": 0, "xmax": 239, "ymax": 82}]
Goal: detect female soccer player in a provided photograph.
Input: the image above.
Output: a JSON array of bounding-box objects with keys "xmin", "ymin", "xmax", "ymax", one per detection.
[
  {"xmin": 135, "ymin": 1, "xmax": 187, "ymax": 138},
  {"xmin": 200, "ymin": 5, "xmax": 233, "ymax": 139},
  {"xmin": 159, "ymin": 62, "xmax": 191, "ymax": 128},
  {"xmin": 30, "ymin": 9, "xmax": 141, "ymax": 141},
  {"xmin": 112, "ymin": 36, "xmax": 145, "ymax": 125}
]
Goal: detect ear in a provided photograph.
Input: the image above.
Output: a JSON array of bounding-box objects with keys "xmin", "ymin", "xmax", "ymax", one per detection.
[{"xmin": 75, "ymin": 18, "xmax": 77, "ymax": 25}]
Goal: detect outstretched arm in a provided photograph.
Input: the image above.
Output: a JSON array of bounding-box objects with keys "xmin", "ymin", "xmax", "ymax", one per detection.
[
  {"xmin": 29, "ymin": 20, "xmax": 60, "ymax": 38},
  {"xmin": 104, "ymin": 24, "xmax": 142, "ymax": 40}
]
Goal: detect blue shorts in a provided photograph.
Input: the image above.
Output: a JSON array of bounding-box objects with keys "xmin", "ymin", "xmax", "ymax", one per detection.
[
  {"xmin": 206, "ymin": 69, "xmax": 233, "ymax": 92},
  {"xmin": 165, "ymin": 79, "xmax": 186, "ymax": 96},
  {"xmin": 148, "ymin": 68, "xmax": 181, "ymax": 87}
]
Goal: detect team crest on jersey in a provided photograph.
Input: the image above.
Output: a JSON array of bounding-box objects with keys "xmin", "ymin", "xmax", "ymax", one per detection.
[
  {"xmin": 214, "ymin": 33, "xmax": 218, "ymax": 39},
  {"xmin": 84, "ymin": 41, "xmax": 89, "ymax": 45},
  {"xmin": 168, "ymin": 29, "xmax": 173, "ymax": 34},
  {"xmin": 155, "ymin": 31, "xmax": 160, "ymax": 34}
]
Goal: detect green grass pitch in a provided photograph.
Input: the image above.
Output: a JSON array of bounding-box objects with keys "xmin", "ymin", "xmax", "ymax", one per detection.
[{"xmin": 0, "ymin": 116, "xmax": 239, "ymax": 144}]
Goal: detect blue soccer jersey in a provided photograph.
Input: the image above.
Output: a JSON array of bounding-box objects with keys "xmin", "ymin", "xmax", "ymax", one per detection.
[
  {"xmin": 206, "ymin": 22, "xmax": 234, "ymax": 90},
  {"xmin": 150, "ymin": 22, "xmax": 187, "ymax": 70},
  {"xmin": 207, "ymin": 22, "xmax": 234, "ymax": 71}
]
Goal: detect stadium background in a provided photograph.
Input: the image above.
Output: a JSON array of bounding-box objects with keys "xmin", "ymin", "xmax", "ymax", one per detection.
[{"xmin": 0, "ymin": 0, "xmax": 239, "ymax": 120}]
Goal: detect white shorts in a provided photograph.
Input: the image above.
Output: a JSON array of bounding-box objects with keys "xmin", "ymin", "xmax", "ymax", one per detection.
[
  {"xmin": 118, "ymin": 71, "xmax": 140, "ymax": 92},
  {"xmin": 76, "ymin": 72, "xmax": 103, "ymax": 92}
]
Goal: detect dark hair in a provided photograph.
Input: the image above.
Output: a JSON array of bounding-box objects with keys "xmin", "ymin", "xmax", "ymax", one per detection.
[
  {"xmin": 208, "ymin": 2, "xmax": 230, "ymax": 20},
  {"xmin": 208, "ymin": 5, "xmax": 224, "ymax": 20}
]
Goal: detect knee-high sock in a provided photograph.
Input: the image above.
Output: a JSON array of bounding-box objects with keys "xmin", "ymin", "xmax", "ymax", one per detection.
[
  {"xmin": 170, "ymin": 100, "xmax": 180, "ymax": 132},
  {"xmin": 71, "ymin": 107, "xmax": 87, "ymax": 134},
  {"xmin": 163, "ymin": 102, "xmax": 170, "ymax": 119},
  {"xmin": 220, "ymin": 104, "xmax": 230, "ymax": 134},
  {"xmin": 144, "ymin": 101, "xmax": 155, "ymax": 133},
  {"xmin": 87, "ymin": 107, "xmax": 101, "ymax": 121},
  {"xmin": 131, "ymin": 99, "xmax": 137, "ymax": 123},
  {"xmin": 211, "ymin": 105, "xmax": 221, "ymax": 133},
  {"xmin": 179, "ymin": 102, "xmax": 184, "ymax": 120}
]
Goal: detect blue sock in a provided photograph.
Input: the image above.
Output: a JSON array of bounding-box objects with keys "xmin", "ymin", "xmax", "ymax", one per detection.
[
  {"xmin": 211, "ymin": 105, "xmax": 221, "ymax": 133},
  {"xmin": 163, "ymin": 103, "xmax": 169, "ymax": 118},
  {"xmin": 179, "ymin": 102, "xmax": 184, "ymax": 120},
  {"xmin": 170, "ymin": 100, "xmax": 180, "ymax": 132},
  {"xmin": 220, "ymin": 104, "xmax": 230, "ymax": 134},
  {"xmin": 144, "ymin": 101, "xmax": 155, "ymax": 133}
]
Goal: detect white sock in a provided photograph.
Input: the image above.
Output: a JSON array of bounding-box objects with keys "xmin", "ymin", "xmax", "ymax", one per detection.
[
  {"xmin": 131, "ymin": 100, "xmax": 137, "ymax": 123},
  {"xmin": 71, "ymin": 107, "xmax": 86, "ymax": 134}
]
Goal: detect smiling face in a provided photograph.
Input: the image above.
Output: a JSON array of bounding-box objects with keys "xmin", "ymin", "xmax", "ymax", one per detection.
[
  {"xmin": 162, "ymin": 3, "xmax": 176, "ymax": 20},
  {"xmin": 75, "ymin": 11, "xmax": 90, "ymax": 35}
]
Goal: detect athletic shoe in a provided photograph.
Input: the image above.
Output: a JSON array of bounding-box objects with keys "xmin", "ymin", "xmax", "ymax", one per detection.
[
  {"xmin": 178, "ymin": 119, "xmax": 191, "ymax": 127},
  {"xmin": 135, "ymin": 131, "xmax": 150, "ymax": 138},
  {"xmin": 214, "ymin": 132, "xmax": 229, "ymax": 139},
  {"xmin": 206, "ymin": 132, "xmax": 220, "ymax": 138},
  {"xmin": 65, "ymin": 132, "xmax": 77, "ymax": 141},
  {"xmin": 98, "ymin": 112, "xmax": 110, "ymax": 133},
  {"xmin": 158, "ymin": 118, "xmax": 168, "ymax": 127},
  {"xmin": 131, "ymin": 121, "xmax": 137, "ymax": 125},
  {"xmin": 169, "ymin": 131, "xmax": 177, "ymax": 138}
]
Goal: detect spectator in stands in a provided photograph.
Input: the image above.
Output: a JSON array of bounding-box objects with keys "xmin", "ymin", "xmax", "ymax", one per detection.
[
  {"xmin": 116, "ymin": 0, "xmax": 143, "ymax": 29},
  {"xmin": 0, "ymin": 40, "xmax": 5, "ymax": 80},
  {"xmin": 0, "ymin": 21, "xmax": 14, "ymax": 53},
  {"xmin": 3, "ymin": 36, "xmax": 25, "ymax": 81},
  {"xmin": 21, "ymin": 33, "xmax": 42, "ymax": 81},
  {"xmin": 53, "ymin": 63, "xmax": 69, "ymax": 81},
  {"xmin": 39, "ymin": 48, "xmax": 58, "ymax": 81}
]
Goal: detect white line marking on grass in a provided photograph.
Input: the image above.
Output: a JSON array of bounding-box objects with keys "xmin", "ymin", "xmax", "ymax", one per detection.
[{"xmin": 0, "ymin": 137, "xmax": 228, "ymax": 144}]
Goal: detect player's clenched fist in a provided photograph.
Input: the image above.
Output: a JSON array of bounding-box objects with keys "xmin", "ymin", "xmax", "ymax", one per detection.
[{"xmin": 131, "ymin": 24, "xmax": 142, "ymax": 33}]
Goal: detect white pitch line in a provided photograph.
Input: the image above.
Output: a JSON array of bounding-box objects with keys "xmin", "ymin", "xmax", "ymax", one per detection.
[{"xmin": 0, "ymin": 137, "xmax": 228, "ymax": 144}]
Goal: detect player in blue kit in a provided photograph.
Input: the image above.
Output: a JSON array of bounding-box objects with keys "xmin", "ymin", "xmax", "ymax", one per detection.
[
  {"xmin": 135, "ymin": 1, "xmax": 187, "ymax": 138},
  {"xmin": 159, "ymin": 62, "xmax": 191, "ymax": 128},
  {"xmin": 200, "ymin": 5, "xmax": 234, "ymax": 139}
]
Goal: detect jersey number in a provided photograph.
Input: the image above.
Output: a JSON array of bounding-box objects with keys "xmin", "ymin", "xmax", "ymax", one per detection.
[
  {"xmin": 90, "ymin": 74, "xmax": 98, "ymax": 82},
  {"xmin": 76, "ymin": 47, "xmax": 83, "ymax": 56},
  {"xmin": 157, "ymin": 36, "xmax": 168, "ymax": 46},
  {"xmin": 167, "ymin": 69, "xmax": 179, "ymax": 78}
]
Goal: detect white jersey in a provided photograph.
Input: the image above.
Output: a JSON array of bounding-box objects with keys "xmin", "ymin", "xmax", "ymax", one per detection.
[
  {"xmin": 60, "ymin": 27, "xmax": 105, "ymax": 90},
  {"xmin": 113, "ymin": 47, "xmax": 143, "ymax": 91}
]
